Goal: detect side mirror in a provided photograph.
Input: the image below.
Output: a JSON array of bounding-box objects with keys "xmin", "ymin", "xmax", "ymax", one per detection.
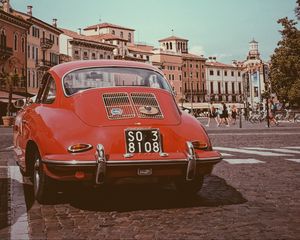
[{"xmin": 13, "ymin": 99, "xmax": 26, "ymax": 109}]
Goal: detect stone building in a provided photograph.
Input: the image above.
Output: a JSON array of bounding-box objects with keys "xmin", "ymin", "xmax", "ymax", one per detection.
[
  {"xmin": 0, "ymin": 0, "xmax": 31, "ymax": 95},
  {"xmin": 205, "ymin": 57, "xmax": 243, "ymax": 103},
  {"xmin": 12, "ymin": 5, "xmax": 63, "ymax": 94},
  {"xmin": 59, "ymin": 28, "xmax": 116, "ymax": 61},
  {"xmin": 242, "ymin": 39, "xmax": 269, "ymax": 110}
]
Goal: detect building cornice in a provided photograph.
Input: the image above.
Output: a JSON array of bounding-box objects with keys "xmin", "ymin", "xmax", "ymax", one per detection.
[{"xmin": 0, "ymin": 9, "xmax": 31, "ymax": 30}]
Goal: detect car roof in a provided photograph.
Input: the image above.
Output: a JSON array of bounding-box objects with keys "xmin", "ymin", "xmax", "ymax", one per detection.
[{"xmin": 50, "ymin": 60, "xmax": 163, "ymax": 79}]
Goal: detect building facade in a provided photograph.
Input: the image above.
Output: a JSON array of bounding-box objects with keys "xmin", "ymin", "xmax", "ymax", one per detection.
[
  {"xmin": 12, "ymin": 5, "xmax": 63, "ymax": 94},
  {"xmin": 205, "ymin": 57, "xmax": 243, "ymax": 103},
  {"xmin": 59, "ymin": 28, "xmax": 115, "ymax": 62},
  {"xmin": 152, "ymin": 35, "xmax": 206, "ymax": 103},
  {"xmin": 83, "ymin": 22, "xmax": 135, "ymax": 59},
  {"xmin": 0, "ymin": 1, "xmax": 31, "ymax": 95},
  {"xmin": 151, "ymin": 50, "xmax": 183, "ymax": 101},
  {"xmin": 242, "ymin": 39, "xmax": 269, "ymax": 110}
]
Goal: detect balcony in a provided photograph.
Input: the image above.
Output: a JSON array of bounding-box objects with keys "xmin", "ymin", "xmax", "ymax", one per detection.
[
  {"xmin": 36, "ymin": 60, "xmax": 58, "ymax": 70},
  {"xmin": 0, "ymin": 45, "xmax": 13, "ymax": 62},
  {"xmin": 40, "ymin": 38, "xmax": 54, "ymax": 50},
  {"xmin": 183, "ymin": 90, "xmax": 207, "ymax": 96}
]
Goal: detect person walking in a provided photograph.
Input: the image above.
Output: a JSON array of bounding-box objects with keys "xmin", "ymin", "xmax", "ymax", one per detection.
[
  {"xmin": 231, "ymin": 104, "xmax": 238, "ymax": 125},
  {"xmin": 268, "ymin": 98, "xmax": 279, "ymax": 126},
  {"xmin": 206, "ymin": 102, "xmax": 219, "ymax": 127},
  {"xmin": 219, "ymin": 102, "xmax": 230, "ymax": 127}
]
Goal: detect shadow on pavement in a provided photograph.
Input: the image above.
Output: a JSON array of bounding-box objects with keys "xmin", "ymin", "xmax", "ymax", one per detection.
[{"xmin": 32, "ymin": 174, "xmax": 247, "ymax": 212}]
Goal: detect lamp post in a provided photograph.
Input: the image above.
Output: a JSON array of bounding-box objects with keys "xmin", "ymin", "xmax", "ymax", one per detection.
[{"xmin": 239, "ymin": 94, "xmax": 243, "ymax": 128}]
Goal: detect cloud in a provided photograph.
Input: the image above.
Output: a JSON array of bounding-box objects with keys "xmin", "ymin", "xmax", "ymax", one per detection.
[{"xmin": 189, "ymin": 45, "xmax": 206, "ymax": 56}]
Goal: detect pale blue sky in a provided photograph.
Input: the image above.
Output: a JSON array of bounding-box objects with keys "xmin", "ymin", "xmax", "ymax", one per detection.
[{"xmin": 11, "ymin": 0, "xmax": 297, "ymax": 63}]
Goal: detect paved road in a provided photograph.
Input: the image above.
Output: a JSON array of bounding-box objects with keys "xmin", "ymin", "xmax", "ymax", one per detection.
[{"xmin": 0, "ymin": 124, "xmax": 299, "ymax": 239}]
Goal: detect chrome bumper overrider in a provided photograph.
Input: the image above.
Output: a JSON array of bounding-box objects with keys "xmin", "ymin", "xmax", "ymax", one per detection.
[{"xmin": 42, "ymin": 142, "xmax": 222, "ymax": 184}]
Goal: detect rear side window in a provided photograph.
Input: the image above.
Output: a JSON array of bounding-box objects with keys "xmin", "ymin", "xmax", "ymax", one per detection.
[{"xmin": 42, "ymin": 77, "xmax": 56, "ymax": 104}]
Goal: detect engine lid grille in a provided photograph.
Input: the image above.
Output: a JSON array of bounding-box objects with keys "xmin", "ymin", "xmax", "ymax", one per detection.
[
  {"xmin": 102, "ymin": 93, "xmax": 135, "ymax": 120},
  {"xmin": 102, "ymin": 92, "xmax": 163, "ymax": 120}
]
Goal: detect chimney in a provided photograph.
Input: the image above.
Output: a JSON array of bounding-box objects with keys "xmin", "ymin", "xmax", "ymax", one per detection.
[
  {"xmin": 52, "ymin": 18, "xmax": 57, "ymax": 27},
  {"xmin": 212, "ymin": 56, "xmax": 216, "ymax": 62},
  {"xmin": 2, "ymin": 0, "xmax": 10, "ymax": 13},
  {"xmin": 27, "ymin": 5, "xmax": 32, "ymax": 16},
  {"xmin": 77, "ymin": 28, "xmax": 82, "ymax": 35}
]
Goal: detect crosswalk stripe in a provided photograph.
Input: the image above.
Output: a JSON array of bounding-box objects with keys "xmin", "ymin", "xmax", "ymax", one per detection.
[
  {"xmin": 214, "ymin": 147, "xmax": 292, "ymax": 157},
  {"xmin": 286, "ymin": 159, "xmax": 300, "ymax": 163},
  {"xmin": 284, "ymin": 146, "xmax": 300, "ymax": 150},
  {"xmin": 9, "ymin": 166, "xmax": 29, "ymax": 240},
  {"xmin": 244, "ymin": 147, "xmax": 300, "ymax": 154},
  {"xmin": 223, "ymin": 158, "xmax": 265, "ymax": 164}
]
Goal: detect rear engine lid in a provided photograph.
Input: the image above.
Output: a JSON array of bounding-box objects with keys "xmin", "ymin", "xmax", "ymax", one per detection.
[{"xmin": 71, "ymin": 88, "xmax": 181, "ymax": 127}]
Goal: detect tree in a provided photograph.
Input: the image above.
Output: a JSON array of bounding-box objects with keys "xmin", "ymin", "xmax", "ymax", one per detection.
[
  {"xmin": 269, "ymin": 1, "xmax": 300, "ymax": 107},
  {"xmin": 296, "ymin": 0, "xmax": 300, "ymax": 20}
]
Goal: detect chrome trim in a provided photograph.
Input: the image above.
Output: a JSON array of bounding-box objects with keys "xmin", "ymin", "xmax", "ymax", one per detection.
[
  {"xmin": 186, "ymin": 141, "xmax": 196, "ymax": 181},
  {"xmin": 124, "ymin": 153, "xmax": 134, "ymax": 158},
  {"xmin": 41, "ymin": 156, "xmax": 222, "ymax": 167},
  {"xmin": 42, "ymin": 159, "xmax": 96, "ymax": 166},
  {"xmin": 95, "ymin": 144, "xmax": 106, "ymax": 184},
  {"xmin": 159, "ymin": 152, "xmax": 169, "ymax": 157}
]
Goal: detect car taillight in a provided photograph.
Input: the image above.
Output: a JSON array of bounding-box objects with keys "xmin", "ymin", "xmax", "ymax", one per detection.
[
  {"xmin": 67, "ymin": 143, "xmax": 93, "ymax": 153},
  {"xmin": 191, "ymin": 141, "xmax": 210, "ymax": 150}
]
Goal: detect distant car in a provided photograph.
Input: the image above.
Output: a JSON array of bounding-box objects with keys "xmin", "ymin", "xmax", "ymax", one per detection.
[{"xmin": 13, "ymin": 60, "xmax": 222, "ymax": 203}]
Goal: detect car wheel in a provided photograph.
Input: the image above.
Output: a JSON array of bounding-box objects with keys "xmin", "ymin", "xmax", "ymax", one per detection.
[
  {"xmin": 175, "ymin": 175, "xmax": 204, "ymax": 195},
  {"xmin": 32, "ymin": 150, "xmax": 53, "ymax": 203}
]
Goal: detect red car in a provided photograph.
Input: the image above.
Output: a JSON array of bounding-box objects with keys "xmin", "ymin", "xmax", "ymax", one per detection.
[{"xmin": 13, "ymin": 60, "xmax": 222, "ymax": 203}]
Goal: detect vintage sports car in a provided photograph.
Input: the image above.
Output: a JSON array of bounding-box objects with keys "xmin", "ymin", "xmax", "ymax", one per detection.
[{"xmin": 13, "ymin": 60, "xmax": 222, "ymax": 203}]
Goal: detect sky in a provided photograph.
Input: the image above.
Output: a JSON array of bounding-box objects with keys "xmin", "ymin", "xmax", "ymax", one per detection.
[{"xmin": 10, "ymin": 0, "xmax": 298, "ymax": 63}]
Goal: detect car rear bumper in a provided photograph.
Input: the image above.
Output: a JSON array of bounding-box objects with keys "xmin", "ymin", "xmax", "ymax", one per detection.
[{"xmin": 42, "ymin": 142, "xmax": 222, "ymax": 183}]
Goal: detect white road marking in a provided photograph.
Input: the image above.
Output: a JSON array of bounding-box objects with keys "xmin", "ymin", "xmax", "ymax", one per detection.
[
  {"xmin": 8, "ymin": 166, "xmax": 29, "ymax": 240},
  {"xmin": 286, "ymin": 159, "xmax": 300, "ymax": 163},
  {"xmin": 244, "ymin": 147, "xmax": 300, "ymax": 154},
  {"xmin": 223, "ymin": 158, "xmax": 265, "ymax": 164},
  {"xmin": 209, "ymin": 132, "xmax": 300, "ymax": 136},
  {"xmin": 284, "ymin": 146, "xmax": 300, "ymax": 150},
  {"xmin": 214, "ymin": 147, "xmax": 293, "ymax": 157},
  {"xmin": 221, "ymin": 152, "xmax": 233, "ymax": 157}
]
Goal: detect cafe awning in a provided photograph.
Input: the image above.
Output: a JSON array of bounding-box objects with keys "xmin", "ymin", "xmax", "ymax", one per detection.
[{"xmin": 0, "ymin": 91, "xmax": 26, "ymax": 103}]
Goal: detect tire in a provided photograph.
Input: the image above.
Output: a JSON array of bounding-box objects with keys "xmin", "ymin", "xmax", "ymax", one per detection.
[
  {"xmin": 175, "ymin": 175, "xmax": 204, "ymax": 195},
  {"xmin": 32, "ymin": 150, "xmax": 54, "ymax": 204}
]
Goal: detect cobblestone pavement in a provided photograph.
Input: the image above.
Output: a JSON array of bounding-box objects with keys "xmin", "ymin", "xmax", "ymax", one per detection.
[{"xmin": 0, "ymin": 124, "xmax": 299, "ymax": 239}]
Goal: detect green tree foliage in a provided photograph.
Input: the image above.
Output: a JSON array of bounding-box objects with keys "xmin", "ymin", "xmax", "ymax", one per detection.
[
  {"xmin": 296, "ymin": 0, "xmax": 300, "ymax": 20},
  {"xmin": 269, "ymin": 1, "xmax": 300, "ymax": 107}
]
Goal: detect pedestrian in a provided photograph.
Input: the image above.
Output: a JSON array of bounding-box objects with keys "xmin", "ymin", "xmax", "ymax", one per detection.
[
  {"xmin": 231, "ymin": 104, "xmax": 238, "ymax": 125},
  {"xmin": 206, "ymin": 102, "xmax": 219, "ymax": 127},
  {"xmin": 268, "ymin": 98, "xmax": 279, "ymax": 126},
  {"xmin": 220, "ymin": 102, "xmax": 230, "ymax": 127}
]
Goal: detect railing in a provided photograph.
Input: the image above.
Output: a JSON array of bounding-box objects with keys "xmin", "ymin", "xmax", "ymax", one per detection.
[
  {"xmin": 36, "ymin": 60, "xmax": 58, "ymax": 68},
  {"xmin": 40, "ymin": 38, "xmax": 54, "ymax": 49}
]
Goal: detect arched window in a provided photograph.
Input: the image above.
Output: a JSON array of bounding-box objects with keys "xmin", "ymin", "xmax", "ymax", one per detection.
[
  {"xmin": 14, "ymin": 34, "xmax": 18, "ymax": 51},
  {"xmin": 128, "ymin": 32, "xmax": 131, "ymax": 42},
  {"xmin": 21, "ymin": 37, "xmax": 25, "ymax": 52},
  {"xmin": 166, "ymin": 42, "xmax": 169, "ymax": 50},
  {"xmin": 170, "ymin": 42, "xmax": 172, "ymax": 50},
  {"xmin": 0, "ymin": 29, "xmax": 6, "ymax": 47}
]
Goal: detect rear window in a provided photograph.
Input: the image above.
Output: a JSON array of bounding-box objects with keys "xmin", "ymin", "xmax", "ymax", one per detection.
[{"xmin": 63, "ymin": 67, "xmax": 172, "ymax": 95}]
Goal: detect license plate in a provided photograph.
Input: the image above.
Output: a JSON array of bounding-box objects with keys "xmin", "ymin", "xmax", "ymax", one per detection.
[{"xmin": 125, "ymin": 129, "xmax": 161, "ymax": 153}]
